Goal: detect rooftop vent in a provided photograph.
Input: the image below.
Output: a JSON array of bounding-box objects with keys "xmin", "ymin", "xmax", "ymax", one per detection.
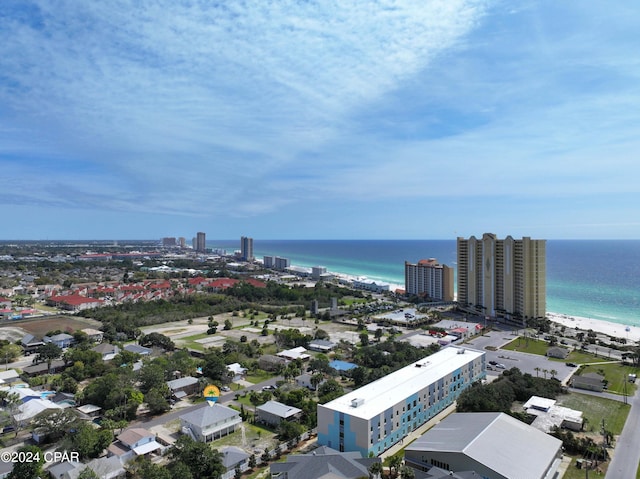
[{"xmin": 351, "ymin": 398, "xmax": 365, "ymax": 408}]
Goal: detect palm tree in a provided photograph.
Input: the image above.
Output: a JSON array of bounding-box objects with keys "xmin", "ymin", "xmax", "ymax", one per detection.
[
  {"xmin": 534, "ymin": 367, "xmax": 541, "ymax": 378},
  {"xmin": 550, "ymin": 369, "xmax": 558, "ymax": 379},
  {"xmin": 368, "ymin": 461, "xmax": 383, "ymax": 479},
  {"xmin": 388, "ymin": 455, "xmax": 403, "ymax": 478},
  {"xmin": 542, "ymin": 368, "xmax": 548, "ymax": 379}
]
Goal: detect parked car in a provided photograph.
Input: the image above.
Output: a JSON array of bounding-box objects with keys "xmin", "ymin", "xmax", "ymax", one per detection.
[
  {"xmin": 489, "ymin": 360, "xmax": 498, "ymax": 366},
  {"xmin": 262, "ymin": 385, "xmax": 275, "ymax": 391},
  {"xmin": 221, "ymin": 386, "xmax": 231, "ymax": 392},
  {"xmin": 495, "ymin": 364, "xmax": 506, "ymax": 369},
  {"xmin": 565, "ymin": 362, "xmax": 577, "ymax": 367}
]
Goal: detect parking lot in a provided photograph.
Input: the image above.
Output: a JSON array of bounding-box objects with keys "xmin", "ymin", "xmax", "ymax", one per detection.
[{"xmin": 465, "ymin": 330, "xmax": 577, "ymax": 383}]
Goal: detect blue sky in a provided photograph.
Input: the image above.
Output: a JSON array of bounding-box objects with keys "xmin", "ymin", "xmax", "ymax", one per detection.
[{"xmin": 1, "ymin": 1, "xmax": 639, "ymax": 240}]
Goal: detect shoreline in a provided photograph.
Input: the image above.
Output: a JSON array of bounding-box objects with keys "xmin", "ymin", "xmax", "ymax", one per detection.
[
  {"xmin": 547, "ymin": 312, "xmax": 640, "ymax": 343},
  {"xmin": 328, "ymin": 268, "xmax": 638, "ymax": 343}
]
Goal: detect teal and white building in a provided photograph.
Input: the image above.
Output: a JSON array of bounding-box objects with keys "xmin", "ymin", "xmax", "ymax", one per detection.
[{"xmin": 317, "ymin": 346, "xmax": 485, "ymax": 457}]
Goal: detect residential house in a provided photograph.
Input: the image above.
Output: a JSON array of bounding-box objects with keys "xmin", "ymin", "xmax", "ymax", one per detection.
[
  {"xmin": 179, "ymin": 404, "xmax": 242, "ymax": 442},
  {"xmin": 308, "ymin": 339, "xmax": 336, "ymax": 352},
  {"xmin": 227, "ymin": 363, "xmax": 248, "ymax": 382},
  {"xmin": 571, "ymin": 373, "xmax": 606, "ymax": 392},
  {"xmin": 256, "ymin": 400, "xmax": 302, "ymax": 427},
  {"xmin": 43, "ymin": 333, "xmax": 75, "ymax": 349},
  {"xmin": 81, "ymin": 328, "xmax": 104, "ymax": 343},
  {"xmin": 295, "ymin": 373, "xmax": 325, "ymax": 391},
  {"xmin": 21, "ymin": 333, "xmax": 44, "ymax": 354},
  {"xmin": 0, "ymin": 370, "xmax": 20, "ymax": 386},
  {"xmin": 46, "ymin": 294, "xmax": 104, "ymax": 311},
  {"xmin": 23, "ymin": 359, "xmax": 67, "ymax": 376},
  {"xmin": 277, "ymin": 346, "xmax": 310, "ymax": 361},
  {"xmin": 91, "ymin": 342, "xmax": 120, "ymax": 361},
  {"xmin": 258, "ymin": 354, "xmax": 287, "ymax": 372},
  {"xmin": 270, "ymin": 446, "xmax": 379, "ymax": 479},
  {"xmin": 123, "ymin": 344, "xmax": 152, "ymax": 356},
  {"xmin": 107, "ymin": 427, "xmax": 163, "ymax": 463},
  {"xmin": 48, "ymin": 456, "xmax": 126, "ymax": 479},
  {"xmin": 546, "ymin": 346, "xmax": 570, "ymax": 359},
  {"xmin": 220, "ymin": 446, "xmax": 250, "ymax": 479},
  {"xmin": 167, "ymin": 376, "xmax": 200, "ymax": 400}
]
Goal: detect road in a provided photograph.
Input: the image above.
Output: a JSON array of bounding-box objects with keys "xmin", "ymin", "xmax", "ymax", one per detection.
[
  {"xmin": 605, "ymin": 387, "xmax": 640, "ymax": 479},
  {"xmin": 131, "ymin": 376, "xmax": 282, "ymax": 430}
]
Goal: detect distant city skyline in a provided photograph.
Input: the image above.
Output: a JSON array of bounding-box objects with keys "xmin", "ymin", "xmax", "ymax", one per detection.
[{"xmin": 2, "ymin": 2, "xmax": 640, "ymax": 240}]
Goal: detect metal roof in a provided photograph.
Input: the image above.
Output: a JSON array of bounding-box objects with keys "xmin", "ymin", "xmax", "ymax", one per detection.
[{"xmin": 407, "ymin": 412, "xmax": 562, "ymax": 479}]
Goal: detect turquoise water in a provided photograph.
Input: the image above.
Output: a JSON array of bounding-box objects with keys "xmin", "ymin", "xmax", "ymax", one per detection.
[{"xmin": 209, "ymin": 239, "xmax": 640, "ymax": 328}]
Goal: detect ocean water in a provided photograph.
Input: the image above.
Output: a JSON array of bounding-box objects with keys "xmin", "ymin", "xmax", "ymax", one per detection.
[{"xmin": 209, "ymin": 239, "xmax": 640, "ymax": 328}]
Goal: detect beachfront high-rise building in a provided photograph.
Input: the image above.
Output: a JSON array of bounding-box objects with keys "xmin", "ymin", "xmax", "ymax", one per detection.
[
  {"xmin": 240, "ymin": 236, "xmax": 254, "ymax": 262},
  {"xmin": 457, "ymin": 233, "xmax": 546, "ymax": 325},
  {"xmin": 263, "ymin": 255, "xmax": 274, "ymax": 268},
  {"xmin": 274, "ymin": 257, "xmax": 290, "ymax": 270},
  {"xmin": 195, "ymin": 232, "xmax": 207, "ymax": 253},
  {"xmin": 404, "ymin": 259, "xmax": 454, "ymax": 301}
]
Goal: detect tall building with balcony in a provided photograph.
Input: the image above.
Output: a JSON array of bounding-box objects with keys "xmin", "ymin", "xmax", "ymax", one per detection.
[
  {"xmin": 240, "ymin": 236, "xmax": 254, "ymax": 262},
  {"xmin": 404, "ymin": 259, "xmax": 454, "ymax": 301},
  {"xmin": 196, "ymin": 232, "xmax": 207, "ymax": 253},
  {"xmin": 457, "ymin": 233, "xmax": 546, "ymax": 325}
]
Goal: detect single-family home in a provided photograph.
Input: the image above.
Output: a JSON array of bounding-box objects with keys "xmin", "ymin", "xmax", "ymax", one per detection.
[
  {"xmin": 220, "ymin": 446, "xmax": 250, "ymax": 479},
  {"xmin": 258, "ymin": 354, "xmax": 287, "ymax": 372},
  {"xmin": 107, "ymin": 427, "xmax": 163, "ymax": 463},
  {"xmin": 123, "ymin": 344, "xmax": 152, "ymax": 356},
  {"xmin": 572, "ymin": 373, "xmax": 606, "ymax": 392},
  {"xmin": 270, "ymin": 446, "xmax": 379, "ymax": 479},
  {"xmin": 81, "ymin": 328, "xmax": 104, "ymax": 343},
  {"xmin": 546, "ymin": 346, "xmax": 570, "ymax": 359},
  {"xmin": 167, "ymin": 376, "xmax": 200, "ymax": 400},
  {"xmin": 43, "ymin": 333, "xmax": 75, "ymax": 349},
  {"xmin": 21, "ymin": 333, "xmax": 44, "ymax": 354},
  {"xmin": 0, "ymin": 369, "xmax": 20, "ymax": 386},
  {"xmin": 23, "ymin": 359, "xmax": 67, "ymax": 376},
  {"xmin": 227, "ymin": 363, "xmax": 248, "ymax": 382},
  {"xmin": 277, "ymin": 346, "xmax": 310, "ymax": 361},
  {"xmin": 179, "ymin": 404, "xmax": 242, "ymax": 443},
  {"xmin": 48, "ymin": 456, "xmax": 126, "ymax": 479},
  {"xmin": 91, "ymin": 342, "xmax": 120, "ymax": 361},
  {"xmin": 308, "ymin": 339, "xmax": 336, "ymax": 352},
  {"xmin": 295, "ymin": 373, "xmax": 325, "ymax": 391},
  {"xmin": 256, "ymin": 400, "xmax": 303, "ymax": 427}
]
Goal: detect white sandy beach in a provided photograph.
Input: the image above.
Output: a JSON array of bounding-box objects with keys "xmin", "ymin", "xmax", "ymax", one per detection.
[{"xmin": 547, "ymin": 312, "xmax": 640, "ymax": 343}]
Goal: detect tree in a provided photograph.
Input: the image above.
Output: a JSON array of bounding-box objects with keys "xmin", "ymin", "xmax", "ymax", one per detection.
[
  {"xmin": 224, "ymin": 319, "xmax": 233, "ymax": 330},
  {"xmin": 248, "ymin": 454, "xmax": 257, "ymax": 470},
  {"xmin": 31, "ymin": 408, "xmax": 78, "ymax": 443},
  {"xmin": 359, "ymin": 333, "xmax": 370, "ymax": 346},
  {"xmin": 400, "ymin": 465, "xmax": 415, "ymax": 479},
  {"xmin": 77, "ymin": 468, "xmax": 100, "ymax": 479},
  {"xmin": 368, "ymin": 461, "xmax": 383, "ymax": 479},
  {"xmin": 139, "ymin": 362, "xmax": 167, "ymax": 393},
  {"xmin": 169, "ymin": 435, "xmax": 224, "ymax": 479},
  {"xmin": 128, "ymin": 456, "xmax": 172, "ymax": 479},
  {"xmin": 318, "ymin": 379, "xmax": 344, "ymax": 404},
  {"xmin": 388, "ymin": 454, "xmax": 403, "ymax": 479},
  {"xmin": 139, "ymin": 332, "xmax": 175, "ymax": 351},
  {"xmin": 145, "ymin": 387, "xmax": 171, "ymax": 415},
  {"xmin": 34, "ymin": 342, "xmax": 63, "ymax": 373},
  {"xmin": 0, "ymin": 390, "xmax": 22, "ymax": 436},
  {"xmin": 0, "ymin": 343, "xmax": 22, "ymax": 365},
  {"xmin": 63, "ymin": 422, "xmax": 113, "ymax": 459},
  {"xmin": 8, "ymin": 445, "xmax": 44, "ymax": 479},
  {"xmin": 202, "ymin": 351, "xmax": 231, "ymax": 382},
  {"xmin": 374, "ymin": 328, "xmax": 384, "ymax": 342},
  {"xmin": 310, "ymin": 373, "xmax": 324, "ymax": 392}
]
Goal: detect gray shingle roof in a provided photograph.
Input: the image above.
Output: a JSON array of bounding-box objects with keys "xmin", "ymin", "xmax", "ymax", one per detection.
[
  {"xmin": 180, "ymin": 403, "xmax": 240, "ymax": 427},
  {"xmin": 256, "ymin": 400, "xmax": 302, "ymax": 418},
  {"xmin": 270, "ymin": 446, "xmax": 376, "ymax": 479}
]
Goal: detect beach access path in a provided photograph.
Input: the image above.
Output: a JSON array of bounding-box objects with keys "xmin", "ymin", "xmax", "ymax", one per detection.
[{"xmin": 605, "ymin": 386, "xmax": 640, "ymax": 479}]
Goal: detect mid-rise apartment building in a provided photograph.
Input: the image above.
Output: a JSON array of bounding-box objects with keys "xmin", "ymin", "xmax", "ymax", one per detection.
[
  {"xmin": 274, "ymin": 256, "xmax": 290, "ymax": 270},
  {"xmin": 457, "ymin": 233, "xmax": 546, "ymax": 325},
  {"xmin": 404, "ymin": 259, "xmax": 454, "ymax": 301},
  {"xmin": 317, "ymin": 346, "xmax": 485, "ymax": 457}
]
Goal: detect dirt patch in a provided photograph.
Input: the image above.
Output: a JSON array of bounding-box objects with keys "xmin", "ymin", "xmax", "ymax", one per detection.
[{"xmin": 0, "ymin": 316, "xmax": 102, "ymax": 337}]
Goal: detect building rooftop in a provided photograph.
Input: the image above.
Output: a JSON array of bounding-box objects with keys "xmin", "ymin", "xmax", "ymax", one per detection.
[
  {"xmin": 257, "ymin": 400, "xmax": 302, "ymax": 419},
  {"xmin": 321, "ymin": 346, "xmax": 484, "ymax": 419},
  {"xmin": 407, "ymin": 412, "xmax": 562, "ymax": 479},
  {"xmin": 180, "ymin": 403, "xmax": 240, "ymax": 427}
]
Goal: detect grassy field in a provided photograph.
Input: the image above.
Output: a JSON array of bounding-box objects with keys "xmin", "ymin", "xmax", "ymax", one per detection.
[
  {"xmin": 563, "ymin": 458, "xmax": 606, "ymax": 479},
  {"xmin": 245, "ymin": 370, "xmax": 276, "ymax": 384},
  {"xmin": 578, "ymin": 362, "xmax": 639, "ymax": 395},
  {"xmin": 0, "ymin": 315, "xmax": 102, "ymax": 337},
  {"xmin": 557, "ymin": 393, "xmax": 630, "ymax": 434},
  {"xmin": 561, "ymin": 350, "xmax": 611, "ymax": 364},
  {"xmin": 502, "ymin": 337, "xmax": 556, "ymax": 355}
]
